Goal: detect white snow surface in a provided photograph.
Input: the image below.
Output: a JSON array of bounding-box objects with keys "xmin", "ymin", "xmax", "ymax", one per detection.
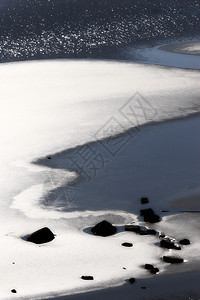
[
  {"xmin": 186, "ymin": 43, "xmax": 200, "ymax": 52},
  {"xmin": 0, "ymin": 59, "xmax": 200, "ymax": 299}
]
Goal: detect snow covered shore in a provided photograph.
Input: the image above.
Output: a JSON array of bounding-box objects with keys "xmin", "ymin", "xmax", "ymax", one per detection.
[{"xmin": 0, "ymin": 59, "xmax": 200, "ymax": 299}]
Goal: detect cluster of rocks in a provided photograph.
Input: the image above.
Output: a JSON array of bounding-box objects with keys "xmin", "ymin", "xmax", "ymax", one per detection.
[
  {"xmin": 144, "ymin": 264, "xmax": 159, "ymax": 274},
  {"xmin": 125, "ymin": 224, "xmax": 157, "ymax": 236},
  {"xmin": 22, "ymin": 196, "xmax": 191, "ymax": 291}
]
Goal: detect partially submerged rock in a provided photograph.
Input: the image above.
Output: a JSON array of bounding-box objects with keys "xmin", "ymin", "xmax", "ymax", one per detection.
[
  {"xmin": 150, "ymin": 267, "xmax": 159, "ymax": 274},
  {"xmin": 160, "ymin": 239, "xmax": 181, "ymax": 250},
  {"xmin": 141, "ymin": 197, "xmax": 149, "ymax": 204},
  {"xmin": 146, "ymin": 229, "xmax": 157, "ymax": 235},
  {"xmin": 125, "ymin": 224, "xmax": 157, "ymax": 236},
  {"xmin": 27, "ymin": 227, "xmax": 55, "ymax": 244},
  {"xmin": 163, "ymin": 256, "xmax": 184, "ymax": 264},
  {"xmin": 81, "ymin": 276, "xmax": 94, "ymax": 280},
  {"xmin": 129, "ymin": 278, "xmax": 135, "ymax": 284},
  {"xmin": 140, "ymin": 208, "xmax": 160, "ymax": 223},
  {"xmin": 122, "ymin": 242, "xmax": 133, "ymax": 247},
  {"xmin": 179, "ymin": 238, "xmax": 190, "ymax": 245},
  {"xmin": 125, "ymin": 224, "xmax": 140, "ymax": 233},
  {"xmin": 145, "ymin": 264, "xmax": 159, "ymax": 274},
  {"xmin": 91, "ymin": 220, "xmax": 117, "ymax": 237}
]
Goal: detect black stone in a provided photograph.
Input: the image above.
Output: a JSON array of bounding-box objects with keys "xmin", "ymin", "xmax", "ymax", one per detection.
[
  {"xmin": 140, "ymin": 208, "xmax": 160, "ymax": 223},
  {"xmin": 144, "ymin": 264, "xmax": 154, "ymax": 270},
  {"xmin": 138, "ymin": 228, "xmax": 148, "ymax": 235},
  {"xmin": 47, "ymin": 156, "xmax": 52, "ymax": 159},
  {"xmin": 125, "ymin": 224, "xmax": 140, "ymax": 233},
  {"xmin": 141, "ymin": 197, "xmax": 149, "ymax": 204},
  {"xmin": 122, "ymin": 242, "xmax": 133, "ymax": 247},
  {"xmin": 159, "ymin": 232, "xmax": 165, "ymax": 238},
  {"xmin": 11, "ymin": 289, "xmax": 17, "ymax": 293},
  {"xmin": 140, "ymin": 208, "xmax": 154, "ymax": 216},
  {"xmin": 125, "ymin": 224, "xmax": 156, "ymax": 236},
  {"xmin": 179, "ymin": 239, "xmax": 190, "ymax": 245},
  {"xmin": 163, "ymin": 256, "xmax": 184, "ymax": 264},
  {"xmin": 150, "ymin": 267, "xmax": 159, "ymax": 274},
  {"xmin": 81, "ymin": 276, "xmax": 94, "ymax": 280},
  {"xmin": 146, "ymin": 229, "xmax": 157, "ymax": 235},
  {"xmin": 160, "ymin": 239, "xmax": 181, "ymax": 250},
  {"xmin": 129, "ymin": 278, "xmax": 135, "ymax": 284},
  {"xmin": 27, "ymin": 227, "xmax": 55, "ymax": 244},
  {"xmin": 91, "ymin": 220, "xmax": 117, "ymax": 237}
]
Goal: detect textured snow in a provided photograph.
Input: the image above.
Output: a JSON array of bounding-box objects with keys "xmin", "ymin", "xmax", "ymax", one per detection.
[{"xmin": 0, "ymin": 59, "xmax": 200, "ymax": 299}]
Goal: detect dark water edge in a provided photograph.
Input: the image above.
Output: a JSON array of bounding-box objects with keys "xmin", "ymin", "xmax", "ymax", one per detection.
[
  {"xmin": 50, "ymin": 270, "xmax": 200, "ymax": 300},
  {"xmin": 1, "ymin": 1, "xmax": 200, "ymax": 299},
  {"xmin": 0, "ymin": 0, "xmax": 199, "ymax": 64},
  {"xmin": 35, "ymin": 112, "xmax": 200, "ymax": 214}
]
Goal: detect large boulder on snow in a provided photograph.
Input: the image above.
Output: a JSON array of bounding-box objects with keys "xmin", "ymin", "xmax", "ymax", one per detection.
[
  {"xmin": 27, "ymin": 227, "xmax": 55, "ymax": 244},
  {"xmin": 179, "ymin": 238, "xmax": 190, "ymax": 245},
  {"xmin": 91, "ymin": 220, "xmax": 117, "ymax": 237},
  {"xmin": 140, "ymin": 208, "xmax": 160, "ymax": 223}
]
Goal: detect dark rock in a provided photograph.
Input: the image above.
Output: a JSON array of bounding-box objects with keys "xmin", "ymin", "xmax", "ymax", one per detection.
[
  {"xmin": 140, "ymin": 208, "xmax": 160, "ymax": 223},
  {"xmin": 125, "ymin": 224, "xmax": 156, "ymax": 236},
  {"xmin": 144, "ymin": 264, "xmax": 154, "ymax": 270},
  {"xmin": 150, "ymin": 267, "xmax": 159, "ymax": 274},
  {"xmin": 27, "ymin": 227, "xmax": 55, "ymax": 244},
  {"xmin": 141, "ymin": 197, "xmax": 149, "ymax": 204},
  {"xmin": 163, "ymin": 256, "xmax": 184, "ymax": 264},
  {"xmin": 11, "ymin": 289, "xmax": 17, "ymax": 293},
  {"xmin": 91, "ymin": 220, "xmax": 117, "ymax": 237},
  {"xmin": 159, "ymin": 232, "xmax": 165, "ymax": 238},
  {"xmin": 138, "ymin": 228, "xmax": 148, "ymax": 235},
  {"xmin": 160, "ymin": 239, "xmax": 181, "ymax": 250},
  {"xmin": 47, "ymin": 156, "xmax": 52, "ymax": 159},
  {"xmin": 140, "ymin": 208, "xmax": 154, "ymax": 216},
  {"xmin": 123, "ymin": 267, "xmax": 126, "ymax": 270},
  {"xmin": 81, "ymin": 276, "xmax": 94, "ymax": 280},
  {"xmin": 125, "ymin": 224, "xmax": 140, "ymax": 233},
  {"xmin": 141, "ymin": 286, "xmax": 146, "ymax": 289},
  {"xmin": 129, "ymin": 278, "xmax": 135, "ymax": 284},
  {"xmin": 179, "ymin": 239, "xmax": 190, "ymax": 245},
  {"xmin": 122, "ymin": 242, "xmax": 133, "ymax": 247},
  {"xmin": 147, "ymin": 229, "xmax": 157, "ymax": 235}
]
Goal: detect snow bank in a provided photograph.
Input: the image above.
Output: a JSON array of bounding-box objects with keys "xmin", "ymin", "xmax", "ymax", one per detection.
[{"xmin": 0, "ymin": 59, "xmax": 200, "ymax": 299}]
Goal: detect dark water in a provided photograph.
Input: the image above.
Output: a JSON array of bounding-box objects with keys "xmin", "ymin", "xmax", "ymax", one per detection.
[
  {"xmin": 0, "ymin": 0, "xmax": 200, "ymax": 63},
  {"xmin": 36, "ymin": 115, "xmax": 200, "ymax": 214}
]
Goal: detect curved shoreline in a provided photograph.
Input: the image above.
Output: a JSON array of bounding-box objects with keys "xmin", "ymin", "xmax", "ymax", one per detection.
[
  {"xmin": 0, "ymin": 41, "xmax": 199, "ymax": 296},
  {"xmin": 160, "ymin": 41, "xmax": 200, "ymax": 56}
]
